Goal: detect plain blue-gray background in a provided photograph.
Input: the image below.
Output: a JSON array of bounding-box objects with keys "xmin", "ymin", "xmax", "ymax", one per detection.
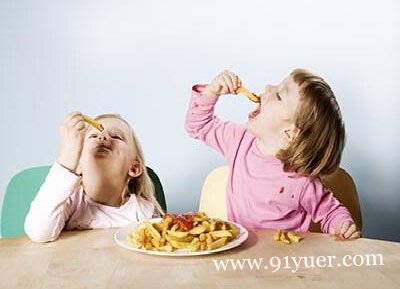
[{"xmin": 1, "ymin": 0, "xmax": 399, "ymax": 241}]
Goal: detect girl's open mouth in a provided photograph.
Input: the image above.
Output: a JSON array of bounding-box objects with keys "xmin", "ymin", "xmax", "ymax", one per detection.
[{"xmin": 248, "ymin": 105, "xmax": 261, "ymax": 120}]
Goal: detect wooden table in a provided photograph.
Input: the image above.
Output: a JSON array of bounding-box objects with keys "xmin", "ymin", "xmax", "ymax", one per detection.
[{"xmin": 0, "ymin": 229, "xmax": 399, "ymax": 289}]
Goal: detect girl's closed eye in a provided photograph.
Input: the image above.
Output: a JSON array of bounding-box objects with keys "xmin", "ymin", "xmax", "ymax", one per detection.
[
  {"xmin": 89, "ymin": 133, "xmax": 98, "ymax": 138},
  {"xmin": 110, "ymin": 133, "xmax": 125, "ymax": 141}
]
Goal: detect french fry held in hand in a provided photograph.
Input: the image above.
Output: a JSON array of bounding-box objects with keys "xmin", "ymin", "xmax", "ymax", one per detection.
[
  {"xmin": 237, "ymin": 86, "xmax": 260, "ymax": 103},
  {"xmin": 273, "ymin": 229, "xmax": 303, "ymax": 245},
  {"xmin": 83, "ymin": 115, "xmax": 104, "ymax": 132},
  {"xmin": 127, "ymin": 212, "xmax": 240, "ymax": 252}
]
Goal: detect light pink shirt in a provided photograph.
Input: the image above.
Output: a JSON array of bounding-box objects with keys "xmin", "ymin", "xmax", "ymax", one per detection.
[
  {"xmin": 185, "ymin": 85, "xmax": 354, "ymax": 233},
  {"xmin": 24, "ymin": 162, "xmax": 155, "ymax": 242}
]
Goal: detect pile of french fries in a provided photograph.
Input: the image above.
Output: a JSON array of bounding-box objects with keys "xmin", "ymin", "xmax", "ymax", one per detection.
[
  {"xmin": 273, "ymin": 229, "xmax": 303, "ymax": 244},
  {"xmin": 127, "ymin": 212, "xmax": 240, "ymax": 252}
]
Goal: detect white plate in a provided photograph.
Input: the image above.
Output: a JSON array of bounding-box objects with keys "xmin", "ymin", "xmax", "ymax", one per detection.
[{"xmin": 114, "ymin": 218, "xmax": 249, "ymax": 256}]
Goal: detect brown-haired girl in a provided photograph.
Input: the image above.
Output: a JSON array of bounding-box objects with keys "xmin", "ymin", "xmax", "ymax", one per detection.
[{"xmin": 185, "ymin": 69, "xmax": 360, "ymax": 240}]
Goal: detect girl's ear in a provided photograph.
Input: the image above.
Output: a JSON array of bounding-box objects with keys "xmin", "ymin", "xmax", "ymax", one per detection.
[
  {"xmin": 128, "ymin": 161, "xmax": 143, "ymax": 178},
  {"xmin": 283, "ymin": 125, "xmax": 300, "ymax": 143}
]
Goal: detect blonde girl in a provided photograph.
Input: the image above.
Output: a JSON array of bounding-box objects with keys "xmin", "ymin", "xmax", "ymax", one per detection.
[{"xmin": 25, "ymin": 113, "xmax": 162, "ymax": 242}]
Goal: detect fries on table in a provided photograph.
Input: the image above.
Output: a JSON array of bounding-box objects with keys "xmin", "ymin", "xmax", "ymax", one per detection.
[{"xmin": 273, "ymin": 229, "xmax": 303, "ymax": 245}]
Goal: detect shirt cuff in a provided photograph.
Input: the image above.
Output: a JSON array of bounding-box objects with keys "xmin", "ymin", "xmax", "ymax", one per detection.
[{"xmin": 192, "ymin": 84, "xmax": 219, "ymax": 105}]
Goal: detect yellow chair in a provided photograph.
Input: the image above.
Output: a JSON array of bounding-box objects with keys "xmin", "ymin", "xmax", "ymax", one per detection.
[
  {"xmin": 199, "ymin": 166, "xmax": 362, "ymax": 233},
  {"xmin": 199, "ymin": 166, "xmax": 229, "ymax": 219}
]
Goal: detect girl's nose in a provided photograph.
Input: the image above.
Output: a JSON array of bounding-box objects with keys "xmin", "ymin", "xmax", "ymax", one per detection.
[
  {"xmin": 260, "ymin": 94, "xmax": 267, "ymax": 103},
  {"xmin": 97, "ymin": 134, "xmax": 108, "ymax": 141},
  {"xmin": 265, "ymin": 84, "xmax": 276, "ymax": 93}
]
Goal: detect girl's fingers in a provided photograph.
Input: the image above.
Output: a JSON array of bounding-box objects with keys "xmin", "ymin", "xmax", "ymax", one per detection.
[
  {"xmin": 222, "ymin": 69, "xmax": 242, "ymax": 93},
  {"xmin": 75, "ymin": 120, "xmax": 87, "ymax": 131},
  {"xmin": 221, "ymin": 74, "xmax": 235, "ymax": 93},
  {"xmin": 349, "ymin": 231, "xmax": 361, "ymax": 240},
  {"xmin": 64, "ymin": 111, "xmax": 82, "ymax": 123},
  {"xmin": 344, "ymin": 224, "xmax": 357, "ymax": 239},
  {"xmin": 213, "ymin": 69, "xmax": 242, "ymax": 95},
  {"xmin": 236, "ymin": 76, "xmax": 242, "ymax": 88},
  {"xmin": 339, "ymin": 222, "xmax": 351, "ymax": 238},
  {"xmin": 330, "ymin": 226, "xmax": 340, "ymax": 236},
  {"xmin": 224, "ymin": 71, "xmax": 240, "ymax": 92},
  {"xmin": 68, "ymin": 114, "xmax": 84, "ymax": 128},
  {"xmin": 216, "ymin": 77, "xmax": 229, "ymax": 95}
]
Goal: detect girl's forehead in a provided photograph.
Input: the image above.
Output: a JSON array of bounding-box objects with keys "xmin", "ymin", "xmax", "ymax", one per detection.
[{"xmin": 283, "ymin": 76, "xmax": 300, "ymax": 94}]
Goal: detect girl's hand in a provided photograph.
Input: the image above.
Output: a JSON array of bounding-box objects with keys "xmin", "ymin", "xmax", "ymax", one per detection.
[
  {"xmin": 203, "ymin": 70, "xmax": 242, "ymax": 97},
  {"xmin": 330, "ymin": 221, "xmax": 361, "ymax": 240},
  {"xmin": 57, "ymin": 112, "xmax": 87, "ymax": 173}
]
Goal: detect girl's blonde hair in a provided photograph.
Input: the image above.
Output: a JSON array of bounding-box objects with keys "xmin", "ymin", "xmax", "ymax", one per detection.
[
  {"xmin": 94, "ymin": 114, "xmax": 163, "ymax": 214},
  {"xmin": 276, "ymin": 69, "xmax": 345, "ymax": 178}
]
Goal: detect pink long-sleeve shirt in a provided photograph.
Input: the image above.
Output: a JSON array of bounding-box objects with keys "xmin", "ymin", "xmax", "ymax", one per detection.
[
  {"xmin": 24, "ymin": 162, "xmax": 155, "ymax": 242},
  {"xmin": 185, "ymin": 85, "xmax": 354, "ymax": 233}
]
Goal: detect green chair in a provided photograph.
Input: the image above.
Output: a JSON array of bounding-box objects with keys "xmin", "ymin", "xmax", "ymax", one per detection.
[{"xmin": 1, "ymin": 165, "xmax": 167, "ymax": 238}]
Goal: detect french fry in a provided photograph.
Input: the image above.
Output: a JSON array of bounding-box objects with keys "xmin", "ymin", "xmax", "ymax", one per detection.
[
  {"xmin": 167, "ymin": 230, "xmax": 189, "ymax": 239},
  {"xmin": 138, "ymin": 229, "xmax": 145, "ymax": 244},
  {"xmin": 196, "ymin": 212, "xmax": 208, "ymax": 222},
  {"xmin": 273, "ymin": 229, "xmax": 282, "ymax": 241},
  {"xmin": 150, "ymin": 238, "xmax": 161, "ymax": 248},
  {"xmin": 207, "ymin": 237, "xmax": 228, "ymax": 250},
  {"xmin": 237, "ymin": 86, "xmax": 260, "ymax": 103},
  {"xmin": 206, "ymin": 233, "xmax": 213, "ymax": 245},
  {"xmin": 153, "ymin": 222, "xmax": 163, "ymax": 233},
  {"xmin": 210, "ymin": 230, "xmax": 232, "ymax": 239},
  {"xmin": 273, "ymin": 229, "xmax": 303, "ymax": 245},
  {"xmin": 167, "ymin": 234, "xmax": 194, "ymax": 243},
  {"xmin": 162, "ymin": 217, "xmax": 173, "ymax": 232},
  {"xmin": 229, "ymin": 225, "xmax": 240, "ymax": 239},
  {"xmin": 287, "ymin": 232, "xmax": 302, "ymax": 243},
  {"xmin": 165, "ymin": 236, "xmax": 191, "ymax": 249},
  {"xmin": 190, "ymin": 237, "xmax": 199, "ymax": 245},
  {"xmin": 189, "ymin": 225, "xmax": 206, "ymax": 235},
  {"xmin": 202, "ymin": 221, "xmax": 210, "ymax": 232},
  {"xmin": 158, "ymin": 244, "xmax": 174, "ymax": 252},
  {"xmin": 279, "ymin": 232, "xmax": 291, "ymax": 244},
  {"xmin": 189, "ymin": 238, "xmax": 200, "ymax": 251},
  {"xmin": 83, "ymin": 115, "xmax": 104, "ymax": 132},
  {"xmin": 209, "ymin": 221, "xmax": 216, "ymax": 232},
  {"xmin": 160, "ymin": 237, "xmax": 166, "ymax": 246},
  {"xmin": 144, "ymin": 222, "xmax": 161, "ymax": 240},
  {"xmin": 199, "ymin": 233, "xmax": 206, "ymax": 242},
  {"xmin": 170, "ymin": 223, "xmax": 179, "ymax": 232}
]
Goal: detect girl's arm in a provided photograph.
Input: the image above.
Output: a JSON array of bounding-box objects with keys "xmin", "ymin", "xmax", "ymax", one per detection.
[
  {"xmin": 25, "ymin": 112, "xmax": 87, "ymax": 242},
  {"xmin": 24, "ymin": 162, "xmax": 80, "ymax": 242},
  {"xmin": 184, "ymin": 84, "xmax": 246, "ymax": 158},
  {"xmin": 300, "ymin": 178, "xmax": 355, "ymax": 234}
]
